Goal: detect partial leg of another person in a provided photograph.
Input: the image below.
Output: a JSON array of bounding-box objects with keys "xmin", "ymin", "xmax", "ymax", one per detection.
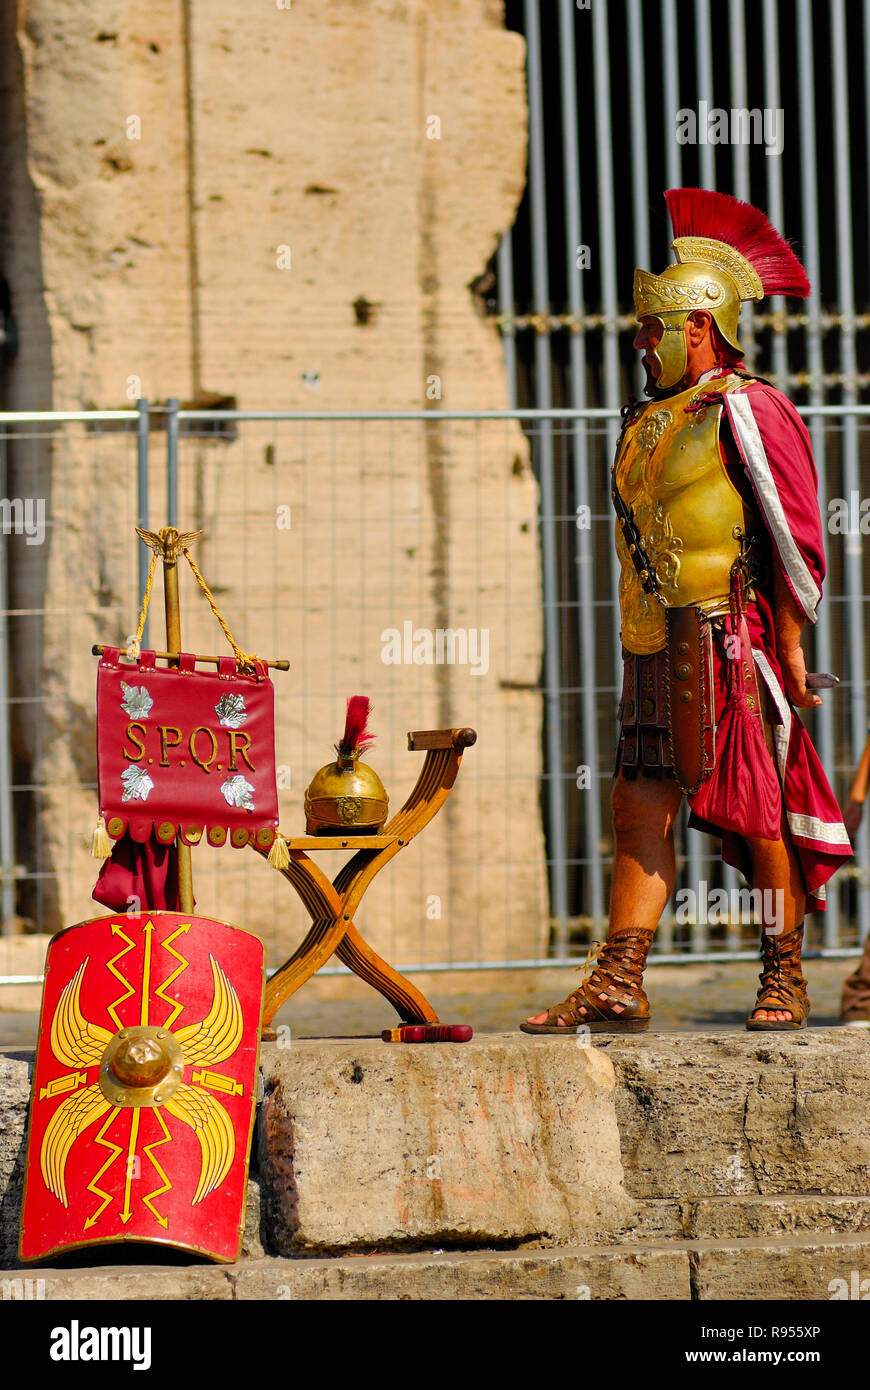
[{"xmin": 841, "ymin": 931, "xmax": 870, "ymax": 1026}]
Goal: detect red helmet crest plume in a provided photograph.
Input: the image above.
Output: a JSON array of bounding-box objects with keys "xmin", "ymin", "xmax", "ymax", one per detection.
[
  {"xmin": 664, "ymin": 188, "xmax": 810, "ymax": 298},
  {"xmin": 337, "ymin": 695, "xmax": 376, "ymax": 757}
]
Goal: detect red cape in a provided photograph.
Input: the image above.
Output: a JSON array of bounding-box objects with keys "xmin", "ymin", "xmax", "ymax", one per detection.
[{"xmin": 686, "ymin": 378, "xmax": 851, "ymax": 909}]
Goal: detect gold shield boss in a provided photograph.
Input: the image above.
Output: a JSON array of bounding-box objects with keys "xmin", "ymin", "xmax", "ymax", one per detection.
[
  {"xmin": 613, "ymin": 377, "xmax": 759, "ymax": 654},
  {"xmin": 634, "ymin": 235, "xmax": 765, "ymax": 389}
]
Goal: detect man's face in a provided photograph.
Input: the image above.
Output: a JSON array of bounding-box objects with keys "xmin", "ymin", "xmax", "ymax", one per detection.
[{"xmin": 634, "ymin": 316, "xmax": 664, "ymax": 393}]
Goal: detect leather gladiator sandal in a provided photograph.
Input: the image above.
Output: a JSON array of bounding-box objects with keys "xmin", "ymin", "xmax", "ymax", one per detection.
[
  {"xmin": 745, "ymin": 923, "xmax": 810, "ymax": 1031},
  {"xmin": 521, "ymin": 928, "xmax": 654, "ymax": 1034}
]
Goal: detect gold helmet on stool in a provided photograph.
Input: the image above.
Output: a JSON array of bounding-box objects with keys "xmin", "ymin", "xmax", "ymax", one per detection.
[{"xmin": 304, "ymin": 696, "xmax": 389, "ymax": 835}]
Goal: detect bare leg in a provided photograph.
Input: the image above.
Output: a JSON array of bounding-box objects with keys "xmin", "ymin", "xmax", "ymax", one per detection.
[
  {"xmin": 526, "ymin": 772, "xmax": 683, "ymax": 1025},
  {"xmin": 841, "ymin": 929, "xmax": 870, "ymax": 1022},
  {"xmin": 607, "ymin": 772, "xmax": 684, "ymax": 931},
  {"xmin": 744, "ymin": 692, "xmax": 808, "ymax": 1023},
  {"xmin": 743, "ymin": 812, "xmax": 807, "ymax": 1022}
]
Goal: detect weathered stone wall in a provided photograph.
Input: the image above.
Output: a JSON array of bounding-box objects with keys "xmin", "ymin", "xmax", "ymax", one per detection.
[
  {"xmin": 259, "ymin": 1035, "xmax": 636, "ymax": 1253},
  {"xmin": 0, "ymin": 0, "xmax": 547, "ymax": 964},
  {"xmin": 4, "ymin": 1032, "xmax": 870, "ymax": 1298},
  {"xmin": 0, "ymin": 1056, "xmax": 29, "ymax": 1264}
]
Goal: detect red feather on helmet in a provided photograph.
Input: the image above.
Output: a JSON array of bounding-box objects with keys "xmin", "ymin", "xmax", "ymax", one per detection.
[{"xmin": 664, "ymin": 188, "xmax": 810, "ymax": 298}]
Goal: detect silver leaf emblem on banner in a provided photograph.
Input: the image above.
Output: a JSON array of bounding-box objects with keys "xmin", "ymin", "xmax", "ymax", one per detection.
[
  {"xmin": 221, "ymin": 775, "xmax": 255, "ymax": 812},
  {"xmin": 215, "ymin": 693, "xmax": 247, "ymax": 728},
  {"xmin": 121, "ymin": 765, "xmax": 154, "ymax": 802},
  {"xmin": 120, "ymin": 681, "xmax": 153, "ymax": 720}
]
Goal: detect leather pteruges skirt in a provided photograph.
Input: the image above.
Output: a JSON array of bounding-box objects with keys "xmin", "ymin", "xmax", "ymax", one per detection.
[{"xmin": 614, "ymin": 647, "xmax": 674, "ymax": 779}]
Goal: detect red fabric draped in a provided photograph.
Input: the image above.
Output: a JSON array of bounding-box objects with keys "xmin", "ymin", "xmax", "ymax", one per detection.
[
  {"xmin": 685, "ymin": 378, "xmax": 852, "ymax": 909},
  {"xmin": 689, "ymin": 616, "xmax": 781, "ymax": 841},
  {"xmin": 730, "ymin": 383, "xmax": 827, "ymax": 613},
  {"xmin": 92, "ymin": 831, "xmax": 181, "ymax": 913}
]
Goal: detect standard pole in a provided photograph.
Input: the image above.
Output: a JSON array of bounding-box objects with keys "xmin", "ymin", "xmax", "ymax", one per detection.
[
  {"xmin": 160, "ymin": 527, "xmax": 194, "ymax": 913},
  {"xmin": 137, "ymin": 399, "xmax": 150, "ymax": 649},
  {"xmin": 166, "ymin": 397, "xmax": 179, "ymax": 527}
]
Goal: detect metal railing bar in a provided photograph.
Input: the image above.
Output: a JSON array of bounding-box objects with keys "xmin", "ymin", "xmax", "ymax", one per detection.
[
  {"xmin": 728, "ymin": 0, "xmax": 754, "ymax": 383},
  {"xmin": 762, "ymin": 0, "xmax": 788, "ymax": 391},
  {"xmin": 301, "ymin": 949, "xmax": 864, "ymax": 972},
  {"xmin": 797, "ymin": 0, "xmax": 840, "ymax": 944},
  {"xmin": 831, "ymin": 0, "xmax": 870, "ymax": 943},
  {"xmin": 0, "ymin": 411, "xmax": 139, "ymax": 423},
  {"xmin": 178, "ymin": 406, "xmax": 870, "ymax": 420},
  {"xmin": 2, "ymin": 947, "xmax": 862, "ymax": 989},
  {"xmin": 559, "ymin": 0, "xmax": 605, "ymax": 929},
  {"xmin": 0, "ymin": 608, "xmax": 126, "ymax": 618},
  {"xmin": 662, "ymin": 0, "xmax": 682, "ymax": 191},
  {"xmin": 525, "ymin": 0, "xmax": 569, "ymax": 947},
  {"xmin": 695, "ymin": 0, "xmax": 716, "ymax": 189},
  {"xmin": 718, "ymin": 0, "xmax": 748, "ymax": 925},
  {"xmin": 496, "ymin": 233, "xmax": 518, "ymax": 409},
  {"xmin": 0, "ymin": 407, "xmax": 862, "ymax": 424},
  {"xmin": 590, "ymin": 0, "xmax": 625, "ymax": 697},
  {"xmin": 176, "ymin": 407, "xmax": 624, "ymax": 421},
  {"xmin": 627, "ymin": 0, "xmax": 651, "ymax": 310}
]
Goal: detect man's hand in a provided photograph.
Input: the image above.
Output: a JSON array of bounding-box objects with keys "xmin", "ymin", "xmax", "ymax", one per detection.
[
  {"xmin": 772, "ymin": 564, "xmax": 822, "ymax": 708},
  {"xmin": 778, "ymin": 643, "xmax": 823, "ymax": 708}
]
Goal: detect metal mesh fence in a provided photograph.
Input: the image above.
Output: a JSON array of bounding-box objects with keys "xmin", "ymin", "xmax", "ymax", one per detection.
[{"xmin": 1, "ymin": 406, "xmax": 867, "ymax": 989}]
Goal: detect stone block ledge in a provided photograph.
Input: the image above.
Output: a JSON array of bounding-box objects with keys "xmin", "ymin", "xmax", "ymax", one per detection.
[
  {"xmin": 2, "ymin": 1030, "xmax": 870, "ymax": 1269},
  {"xmin": 3, "ymin": 1232, "xmax": 870, "ymax": 1300}
]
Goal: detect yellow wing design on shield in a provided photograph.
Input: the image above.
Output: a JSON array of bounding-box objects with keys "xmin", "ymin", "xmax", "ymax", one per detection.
[
  {"xmin": 163, "ymin": 1084, "xmax": 236, "ymax": 1203},
  {"xmin": 165, "ymin": 956, "xmax": 243, "ymax": 1202},
  {"xmin": 50, "ymin": 959, "xmax": 113, "ymax": 1069},
  {"xmin": 174, "ymin": 955, "xmax": 243, "ymax": 1065},
  {"xmin": 40, "ymin": 1083, "xmax": 113, "ymax": 1206}
]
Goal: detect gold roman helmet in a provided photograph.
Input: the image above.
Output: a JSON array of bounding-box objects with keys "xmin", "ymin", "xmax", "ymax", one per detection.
[
  {"xmin": 634, "ymin": 189, "xmax": 810, "ymax": 391},
  {"xmin": 304, "ymin": 696, "xmax": 389, "ymax": 835}
]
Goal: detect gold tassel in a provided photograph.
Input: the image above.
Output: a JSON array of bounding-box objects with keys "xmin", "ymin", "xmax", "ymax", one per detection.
[
  {"xmin": 268, "ymin": 832, "xmax": 290, "ymax": 871},
  {"xmin": 91, "ymin": 814, "xmax": 112, "ymax": 859}
]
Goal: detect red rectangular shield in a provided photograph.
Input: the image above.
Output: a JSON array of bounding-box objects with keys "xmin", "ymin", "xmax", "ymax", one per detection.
[
  {"xmin": 95, "ymin": 648, "xmax": 279, "ymax": 850},
  {"xmin": 20, "ymin": 911, "xmax": 264, "ymax": 1264}
]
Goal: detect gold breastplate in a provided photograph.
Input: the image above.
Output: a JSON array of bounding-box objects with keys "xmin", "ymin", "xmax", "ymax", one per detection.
[{"xmin": 613, "ymin": 377, "xmax": 757, "ymax": 655}]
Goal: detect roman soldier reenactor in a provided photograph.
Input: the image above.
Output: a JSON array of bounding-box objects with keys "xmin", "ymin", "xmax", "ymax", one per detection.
[{"xmin": 524, "ymin": 188, "xmax": 852, "ymax": 1035}]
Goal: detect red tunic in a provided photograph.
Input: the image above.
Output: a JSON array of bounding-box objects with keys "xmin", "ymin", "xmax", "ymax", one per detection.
[{"xmin": 685, "ymin": 376, "xmax": 851, "ymax": 910}]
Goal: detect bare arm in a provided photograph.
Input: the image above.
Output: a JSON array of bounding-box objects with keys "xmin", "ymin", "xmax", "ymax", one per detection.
[{"xmin": 772, "ymin": 562, "xmax": 822, "ymax": 709}]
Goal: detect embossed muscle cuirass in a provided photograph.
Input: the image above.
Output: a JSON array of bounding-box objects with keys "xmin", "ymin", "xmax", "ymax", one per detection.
[{"xmin": 613, "ymin": 376, "xmax": 760, "ymax": 655}]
